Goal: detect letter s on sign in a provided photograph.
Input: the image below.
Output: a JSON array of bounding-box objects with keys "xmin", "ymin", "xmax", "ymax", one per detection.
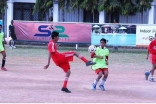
[{"xmin": 34, "ymin": 25, "xmax": 51, "ymax": 37}]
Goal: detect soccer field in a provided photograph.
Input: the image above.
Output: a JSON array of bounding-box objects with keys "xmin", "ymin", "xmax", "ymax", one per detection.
[{"xmin": 0, "ymin": 45, "xmax": 156, "ymax": 103}]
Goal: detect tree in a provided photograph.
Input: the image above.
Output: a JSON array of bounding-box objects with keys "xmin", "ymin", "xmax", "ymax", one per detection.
[
  {"xmin": 98, "ymin": 0, "xmax": 153, "ymax": 15},
  {"xmin": 33, "ymin": 0, "xmax": 53, "ymax": 21},
  {"xmin": 0, "ymin": 0, "xmax": 7, "ymax": 33},
  {"xmin": 58, "ymin": 0, "xmax": 153, "ymax": 16},
  {"xmin": 0, "ymin": 0, "xmax": 7, "ymax": 19},
  {"xmin": 33, "ymin": 0, "xmax": 154, "ymax": 22}
]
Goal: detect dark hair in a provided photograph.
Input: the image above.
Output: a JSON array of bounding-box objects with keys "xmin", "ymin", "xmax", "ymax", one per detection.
[
  {"xmin": 100, "ymin": 38, "xmax": 107, "ymax": 43},
  {"xmin": 51, "ymin": 31, "xmax": 59, "ymax": 39}
]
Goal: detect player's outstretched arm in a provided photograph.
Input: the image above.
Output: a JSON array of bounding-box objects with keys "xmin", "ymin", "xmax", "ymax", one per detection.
[
  {"xmin": 44, "ymin": 52, "xmax": 51, "ymax": 69},
  {"xmin": 91, "ymin": 52, "xmax": 103, "ymax": 59},
  {"xmin": 93, "ymin": 55, "xmax": 103, "ymax": 59}
]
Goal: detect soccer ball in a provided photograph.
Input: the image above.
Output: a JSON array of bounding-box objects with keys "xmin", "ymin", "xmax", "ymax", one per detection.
[{"xmin": 88, "ymin": 45, "xmax": 96, "ymax": 53}]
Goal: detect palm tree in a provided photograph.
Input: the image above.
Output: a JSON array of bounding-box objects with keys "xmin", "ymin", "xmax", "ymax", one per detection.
[
  {"xmin": 98, "ymin": 0, "xmax": 153, "ymax": 15},
  {"xmin": 33, "ymin": 0, "xmax": 53, "ymax": 21}
]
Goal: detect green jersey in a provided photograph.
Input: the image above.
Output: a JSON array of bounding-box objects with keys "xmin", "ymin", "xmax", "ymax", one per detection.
[
  {"xmin": 0, "ymin": 32, "xmax": 4, "ymax": 52},
  {"xmin": 92, "ymin": 46, "xmax": 109, "ymax": 70},
  {"xmin": 0, "ymin": 32, "xmax": 4, "ymax": 42}
]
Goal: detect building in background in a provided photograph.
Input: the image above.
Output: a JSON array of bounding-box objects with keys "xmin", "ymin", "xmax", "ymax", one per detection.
[
  {"xmin": 4, "ymin": 0, "xmax": 156, "ymax": 37},
  {"xmin": 5, "ymin": 0, "xmax": 36, "ymax": 37}
]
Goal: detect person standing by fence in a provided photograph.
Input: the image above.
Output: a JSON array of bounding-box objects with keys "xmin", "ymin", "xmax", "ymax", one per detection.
[{"xmin": 9, "ymin": 20, "xmax": 17, "ymax": 49}]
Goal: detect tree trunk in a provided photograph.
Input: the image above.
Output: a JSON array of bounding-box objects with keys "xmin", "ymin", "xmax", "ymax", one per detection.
[
  {"xmin": 48, "ymin": 10, "xmax": 49, "ymax": 21},
  {"xmin": 78, "ymin": 6, "xmax": 79, "ymax": 22},
  {"xmin": 93, "ymin": 11, "xmax": 94, "ymax": 23},
  {"xmin": 141, "ymin": 12, "xmax": 143, "ymax": 23},
  {"xmin": 126, "ymin": 15, "xmax": 128, "ymax": 23},
  {"xmin": 62, "ymin": 9, "xmax": 65, "ymax": 22}
]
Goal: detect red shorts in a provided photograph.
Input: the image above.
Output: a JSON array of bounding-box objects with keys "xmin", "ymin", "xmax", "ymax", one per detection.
[
  {"xmin": 59, "ymin": 62, "xmax": 70, "ymax": 73},
  {"xmin": 58, "ymin": 51, "xmax": 75, "ymax": 73},
  {"xmin": 62, "ymin": 51, "xmax": 74, "ymax": 62},
  {"xmin": 95, "ymin": 68, "xmax": 108, "ymax": 74},
  {"xmin": 150, "ymin": 54, "xmax": 156, "ymax": 64}
]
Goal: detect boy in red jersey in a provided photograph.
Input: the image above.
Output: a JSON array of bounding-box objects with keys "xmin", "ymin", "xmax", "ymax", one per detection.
[
  {"xmin": 145, "ymin": 34, "xmax": 156, "ymax": 82},
  {"xmin": 44, "ymin": 31, "xmax": 96, "ymax": 93}
]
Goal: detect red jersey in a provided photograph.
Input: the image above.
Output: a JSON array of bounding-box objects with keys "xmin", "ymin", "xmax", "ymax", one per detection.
[
  {"xmin": 148, "ymin": 40, "xmax": 156, "ymax": 54},
  {"xmin": 48, "ymin": 40, "xmax": 66, "ymax": 65}
]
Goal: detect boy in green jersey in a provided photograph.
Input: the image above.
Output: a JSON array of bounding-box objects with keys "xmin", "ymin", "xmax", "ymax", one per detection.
[
  {"xmin": 91, "ymin": 38, "xmax": 109, "ymax": 91},
  {"xmin": 0, "ymin": 24, "xmax": 7, "ymax": 71}
]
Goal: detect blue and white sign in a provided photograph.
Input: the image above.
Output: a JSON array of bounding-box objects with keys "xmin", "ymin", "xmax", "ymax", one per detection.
[{"xmin": 91, "ymin": 24, "xmax": 136, "ymax": 46}]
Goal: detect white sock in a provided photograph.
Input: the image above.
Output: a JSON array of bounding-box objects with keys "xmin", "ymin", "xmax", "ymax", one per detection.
[
  {"xmin": 100, "ymin": 78, "xmax": 106, "ymax": 85},
  {"xmin": 93, "ymin": 79, "xmax": 99, "ymax": 85}
]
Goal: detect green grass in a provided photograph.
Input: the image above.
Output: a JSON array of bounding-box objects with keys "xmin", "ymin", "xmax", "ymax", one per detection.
[{"xmin": 5, "ymin": 45, "xmax": 148, "ymax": 66}]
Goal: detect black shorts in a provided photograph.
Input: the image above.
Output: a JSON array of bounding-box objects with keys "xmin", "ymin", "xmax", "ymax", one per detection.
[{"xmin": 10, "ymin": 34, "xmax": 17, "ymax": 40}]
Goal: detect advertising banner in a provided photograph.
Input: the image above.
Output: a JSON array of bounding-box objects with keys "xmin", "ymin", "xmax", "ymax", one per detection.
[
  {"xmin": 13, "ymin": 20, "xmax": 156, "ymax": 47},
  {"xmin": 136, "ymin": 25, "xmax": 156, "ymax": 47},
  {"xmin": 14, "ymin": 21, "xmax": 91, "ymax": 43},
  {"xmin": 91, "ymin": 24, "xmax": 136, "ymax": 46}
]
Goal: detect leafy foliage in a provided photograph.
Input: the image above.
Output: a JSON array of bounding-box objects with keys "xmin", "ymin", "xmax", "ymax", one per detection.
[
  {"xmin": 33, "ymin": 0, "xmax": 53, "ymax": 20},
  {"xmin": 33, "ymin": 0, "xmax": 154, "ymax": 20},
  {"xmin": 0, "ymin": 0, "xmax": 7, "ymax": 19}
]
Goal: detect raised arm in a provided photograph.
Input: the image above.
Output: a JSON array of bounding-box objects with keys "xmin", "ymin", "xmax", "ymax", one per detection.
[{"xmin": 91, "ymin": 52, "xmax": 103, "ymax": 59}]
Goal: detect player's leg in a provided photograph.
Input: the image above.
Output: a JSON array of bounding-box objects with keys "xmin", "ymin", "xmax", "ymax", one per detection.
[
  {"xmin": 149, "ymin": 64, "xmax": 156, "ymax": 82},
  {"xmin": 92, "ymin": 69, "xmax": 102, "ymax": 90},
  {"xmin": 1, "ymin": 51, "xmax": 7, "ymax": 71},
  {"xmin": 12, "ymin": 39, "xmax": 16, "ymax": 49},
  {"xmin": 11, "ymin": 38, "xmax": 16, "ymax": 49},
  {"xmin": 59, "ymin": 62, "xmax": 71, "ymax": 93},
  {"xmin": 145, "ymin": 54, "xmax": 153, "ymax": 80},
  {"xmin": 145, "ymin": 65, "xmax": 155, "ymax": 81},
  {"xmin": 73, "ymin": 51, "xmax": 96, "ymax": 66},
  {"xmin": 146, "ymin": 54, "xmax": 156, "ymax": 82},
  {"xmin": 99, "ymin": 68, "xmax": 108, "ymax": 91},
  {"xmin": 10, "ymin": 35, "xmax": 14, "ymax": 47},
  {"xmin": 61, "ymin": 70, "xmax": 71, "ymax": 93},
  {"xmin": 9, "ymin": 40, "xmax": 11, "ymax": 46},
  {"xmin": 63, "ymin": 51, "xmax": 96, "ymax": 66},
  {"xmin": 10, "ymin": 35, "xmax": 16, "ymax": 49},
  {"xmin": 9, "ymin": 40, "xmax": 12, "ymax": 49}
]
